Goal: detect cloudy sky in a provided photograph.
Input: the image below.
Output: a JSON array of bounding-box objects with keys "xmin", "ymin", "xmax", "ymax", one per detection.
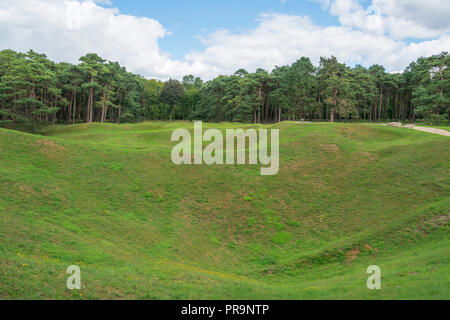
[{"xmin": 0, "ymin": 0, "xmax": 449, "ymax": 80}]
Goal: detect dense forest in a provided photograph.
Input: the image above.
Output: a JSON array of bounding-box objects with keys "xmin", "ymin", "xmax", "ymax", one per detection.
[{"xmin": 0, "ymin": 49, "xmax": 448, "ymax": 131}]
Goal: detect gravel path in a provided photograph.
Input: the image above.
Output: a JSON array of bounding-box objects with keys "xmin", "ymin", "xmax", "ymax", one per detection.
[
  {"xmin": 412, "ymin": 126, "xmax": 450, "ymax": 137},
  {"xmin": 386, "ymin": 122, "xmax": 450, "ymax": 137}
]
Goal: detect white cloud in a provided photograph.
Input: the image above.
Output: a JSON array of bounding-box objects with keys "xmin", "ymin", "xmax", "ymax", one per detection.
[
  {"xmin": 0, "ymin": 0, "xmax": 448, "ymax": 80},
  {"xmin": 0, "ymin": 0, "xmax": 209, "ymax": 79},
  {"xmin": 329, "ymin": 0, "xmax": 450, "ymax": 39},
  {"xmin": 374, "ymin": 0, "xmax": 450, "ymax": 32},
  {"xmin": 186, "ymin": 13, "xmax": 449, "ymax": 77}
]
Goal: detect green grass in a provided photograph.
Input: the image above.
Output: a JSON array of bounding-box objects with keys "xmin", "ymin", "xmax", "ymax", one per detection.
[{"xmin": 0, "ymin": 121, "xmax": 449, "ymax": 299}]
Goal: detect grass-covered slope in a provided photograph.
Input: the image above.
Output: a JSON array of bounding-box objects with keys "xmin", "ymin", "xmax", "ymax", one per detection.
[{"xmin": 0, "ymin": 122, "xmax": 449, "ymax": 299}]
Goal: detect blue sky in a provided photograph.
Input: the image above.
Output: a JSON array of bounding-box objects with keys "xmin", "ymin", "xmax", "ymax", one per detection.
[
  {"xmin": 0, "ymin": 0, "xmax": 449, "ymax": 79},
  {"xmin": 105, "ymin": 0, "xmax": 341, "ymax": 60}
]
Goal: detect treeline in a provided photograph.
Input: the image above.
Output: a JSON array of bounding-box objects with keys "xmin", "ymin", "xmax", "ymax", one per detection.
[{"xmin": 0, "ymin": 49, "xmax": 448, "ymax": 130}]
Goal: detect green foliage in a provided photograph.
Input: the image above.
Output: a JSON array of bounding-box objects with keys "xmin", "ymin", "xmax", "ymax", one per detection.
[
  {"xmin": 2, "ymin": 50, "xmax": 449, "ymax": 132},
  {"xmin": 119, "ymin": 112, "xmax": 137, "ymax": 124},
  {"xmin": 411, "ymin": 52, "xmax": 450, "ymax": 125},
  {"xmin": 160, "ymin": 79, "xmax": 185, "ymax": 120}
]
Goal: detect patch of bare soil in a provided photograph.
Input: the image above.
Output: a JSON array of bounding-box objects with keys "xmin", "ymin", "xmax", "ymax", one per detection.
[
  {"xmin": 346, "ymin": 247, "xmax": 361, "ymax": 263},
  {"xmin": 321, "ymin": 144, "xmax": 339, "ymax": 152},
  {"xmin": 429, "ymin": 213, "xmax": 450, "ymax": 227},
  {"xmin": 34, "ymin": 140, "xmax": 65, "ymax": 152}
]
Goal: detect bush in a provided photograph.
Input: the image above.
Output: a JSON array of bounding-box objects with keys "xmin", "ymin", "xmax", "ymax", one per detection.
[
  {"xmin": 119, "ymin": 112, "xmax": 138, "ymax": 124},
  {"xmin": 429, "ymin": 114, "xmax": 447, "ymax": 126}
]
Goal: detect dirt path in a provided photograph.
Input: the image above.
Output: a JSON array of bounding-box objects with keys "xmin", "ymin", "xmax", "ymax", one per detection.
[
  {"xmin": 387, "ymin": 123, "xmax": 450, "ymax": 137},
  {"xmin": 412, "ymin": 126, "xmax": 450, "ymax": 137}
]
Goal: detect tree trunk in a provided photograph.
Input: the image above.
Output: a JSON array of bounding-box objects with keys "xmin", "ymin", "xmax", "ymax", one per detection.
[
  {"xmin": 67, "ymin": 92, "xmax": 73, "ymax": 125},
  {"xmin": 265, "ymin": 92, "xmax": 270, "ymax": 123},
  {"xmin": 117, "ymin": 94, "xmax": 122, "ymax": 123},
  {"xmin": 374, "ymin": 99, "xmax": 377, "ymax": 122},
  {"xmin": 385, "ymin": 94, "xmax": 390, "ymax": 121},
  {"xmin": 101, "ymin": 90, "xmax": 106, "ymax": 123},
  {"xmin": 87, "ymin": 75, "xmax": 94, "ymax": 123},
  {"xmin": 394, "ymin": 91, "xmax": 398, "ymax": 121},
  {"xmin": 257, "ymin": 106, "xmax": 260, "ymax": 124},
  {"xmin": 379, "ymin": 86, "xmax": 383, "ymax": 121},
  {"xmin": 72, "ymin": 91, "xmax": 77, "ymax": 125}
]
